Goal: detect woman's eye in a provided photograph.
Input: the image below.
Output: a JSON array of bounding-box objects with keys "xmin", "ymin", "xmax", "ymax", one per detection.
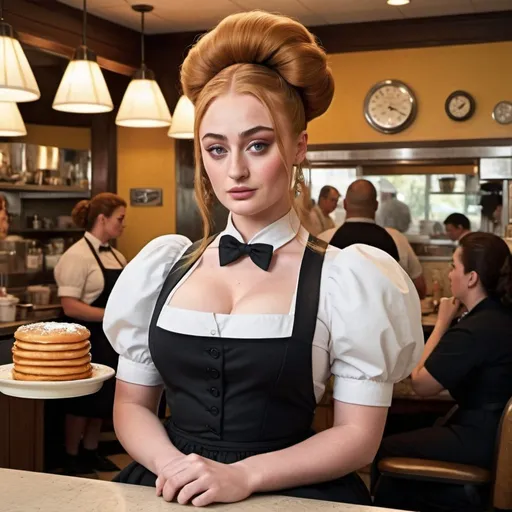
[
  {"xmin": 248, "ymin": 142, "xmax": 268, "ymax": 153},
  {"xmin": 207, "ymin": 146, "xmax": 226, "ymax": 157}
]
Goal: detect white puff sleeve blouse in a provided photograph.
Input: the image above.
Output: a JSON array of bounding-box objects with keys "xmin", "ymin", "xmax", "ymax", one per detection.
[{"xmin": 104, "ymin": 229, "xmax": 423, "ymax": 407}]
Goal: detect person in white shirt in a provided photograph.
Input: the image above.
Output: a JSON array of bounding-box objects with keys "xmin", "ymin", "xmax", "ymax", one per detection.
[
  {"xmin": 54, "ymin": 193, "xmax": 127, "ymax": 475},
  {"xmin": 103, "ymin": 11, "xmax": 423, "ymax": 507},
  {"xmin": 376, "ymin": 179, "xmax": 412, "ymax": 233},
  {"xmin": 308, "ymin": 185, "xmax": 340, "ymax": 235},
  {"xmin": 319, "ymin": 180, "xmax": 426, "ymax": 299}
]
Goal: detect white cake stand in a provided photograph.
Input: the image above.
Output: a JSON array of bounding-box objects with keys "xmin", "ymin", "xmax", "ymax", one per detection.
[{"xmin": 0, "ymin": 363, "xmax": 115, "ymax": 399}]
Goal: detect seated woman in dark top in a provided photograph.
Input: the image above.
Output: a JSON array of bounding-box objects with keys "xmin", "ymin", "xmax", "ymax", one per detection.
[{"xmin": 372, "ymin": 232, "xmax": 512, "ymax": 512}]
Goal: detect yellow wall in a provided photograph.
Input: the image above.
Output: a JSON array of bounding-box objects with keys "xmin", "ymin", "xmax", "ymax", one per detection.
[
  {"xmin": 308, "ymin": 41, "xmax": 512, "ymax": 144},
  {"xmin": 116, "ymin": 127, "xmax": 176, "ymax": 261},
  {"xmin": 22, "ymin": 124, "xmax": 91, "ymax": 150}
]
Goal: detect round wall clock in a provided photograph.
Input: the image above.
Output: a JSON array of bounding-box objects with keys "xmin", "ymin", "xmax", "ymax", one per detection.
[
  {"xmin": 364, "ymin": 79, "xmax": 417, "ymax": 134},
  {"xmin": 445, "ymin": 90, "xmax": 475, "ymax": 121},
  {"xmin": 492, "ymin": 101, "xmax": 512, "ymax": 125}
]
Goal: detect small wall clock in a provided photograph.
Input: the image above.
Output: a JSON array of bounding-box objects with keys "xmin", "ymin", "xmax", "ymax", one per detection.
[
  {"xmin": 445, "ymin": 90, "xmax": 475, "ymax": 122},
  {"xmin": 492, "ymin": 101, "xmax": 512, "ymax": 125}
]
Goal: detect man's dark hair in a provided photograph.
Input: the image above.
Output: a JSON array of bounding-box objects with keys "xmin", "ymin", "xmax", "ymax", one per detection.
[{"xmin": 443, "ymin": 213, "xmax": 470, "ymax": 230}]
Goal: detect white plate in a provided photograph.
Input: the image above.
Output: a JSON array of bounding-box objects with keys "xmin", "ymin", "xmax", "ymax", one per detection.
[{"xmin": 0, "ymin": 363, "xmax": 115, "ymax": 400}]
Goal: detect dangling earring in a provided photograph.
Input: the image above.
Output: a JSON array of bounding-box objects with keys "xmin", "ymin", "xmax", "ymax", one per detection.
[{"xmin": 293, "ymin": 164, "xmax": 304, "ymax": 197}]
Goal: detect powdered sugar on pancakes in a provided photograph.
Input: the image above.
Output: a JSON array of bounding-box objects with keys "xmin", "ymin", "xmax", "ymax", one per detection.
[
  {"xmin": 15, "ymin": 322, "xmax": 91, "ymax": 344},
  {"xmin": 17, "ymin": 322, "xmax": 85, "ymax": 335}
]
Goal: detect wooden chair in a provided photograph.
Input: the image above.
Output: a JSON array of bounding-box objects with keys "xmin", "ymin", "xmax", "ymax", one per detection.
[{"xmin": 377, "ymin": 396, "xmax": 512, "ymax": 510}]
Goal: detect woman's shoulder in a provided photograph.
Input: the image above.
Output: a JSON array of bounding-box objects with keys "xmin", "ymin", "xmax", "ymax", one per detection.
[
  {"xmin": 126, "ymin": 234, "xmax": 193, "ymax": 272},
  {"xmin": 56, "ymin": 238, "xmax": 89, "ymax": 267}
]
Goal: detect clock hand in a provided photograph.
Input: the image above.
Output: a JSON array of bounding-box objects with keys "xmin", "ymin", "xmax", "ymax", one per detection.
[{"xmin": 388, "ymin": 105, "xmax": 407, "ymax": 116}]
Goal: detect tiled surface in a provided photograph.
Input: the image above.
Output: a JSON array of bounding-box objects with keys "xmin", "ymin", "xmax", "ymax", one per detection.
[{"xmin": 96, "ymin": 453, "xmax": 133, "ymax": 481}]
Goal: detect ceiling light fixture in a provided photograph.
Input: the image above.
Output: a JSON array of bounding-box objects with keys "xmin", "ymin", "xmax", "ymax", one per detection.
[
  {"xmin": 116, "ymin": 4, "xmax": 171, "ymax": 128},
  {"xmin": 0, "ymin": 0, "xmax": 40, "ymax": 102},
  {"xmin": 387, "ymin": 0, "xmax": 410, "ymax": 5},
  {"xmin": 0, "ymin": 102, "xmax": 27, "ymax": 137},
  {"xmin": 168, "ymin": 95, "xmax": 194, "ymax": 139},
  {"xmin": 53, "ymin": 0, "xmax": 113, "ymax": 113}
]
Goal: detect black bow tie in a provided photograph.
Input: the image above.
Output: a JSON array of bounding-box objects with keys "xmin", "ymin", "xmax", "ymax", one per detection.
[
  {"xmin": 218, "ymin": 234, "xmax": 274, "ymax": 271},
  {"xmin": 98, "ymin": 245, "xmax": 111, "ymax": 253}
]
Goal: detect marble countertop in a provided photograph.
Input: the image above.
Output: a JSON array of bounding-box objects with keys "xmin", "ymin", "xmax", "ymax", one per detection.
[{"xmin": 0, "ymin": 469, "xmax": 405, "ymax": 512}]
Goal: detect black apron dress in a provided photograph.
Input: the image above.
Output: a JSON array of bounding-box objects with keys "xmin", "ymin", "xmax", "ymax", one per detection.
[
  {"xmin": 64, "ymin": 238, "xmax": 124, "ymax": 419},
  {"xmin": 115, "ymin": 236, "xmax": 371, "ymax": 505}
]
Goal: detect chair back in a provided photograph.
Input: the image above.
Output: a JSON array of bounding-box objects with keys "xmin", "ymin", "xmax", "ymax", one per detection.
[{"xmin": 492, "ymin": 396, "xmax": 512, "ymax": 510}]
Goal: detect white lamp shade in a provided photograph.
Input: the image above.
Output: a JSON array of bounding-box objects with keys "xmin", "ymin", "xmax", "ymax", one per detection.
[
  {"xmin": 116, "ymin": 78, "xmax": 172, "ymax": 128},
  {"xmin": 0, "ymin": 102, "xmax": 27, "ymax": 137},
  {"xmin": 0, "ymin": 36, "xmax": 40, "ymax": 102},
  {"xmin": 53, "ymin": 59, "xmax": 113, "ymax": 113},
  {"xmin": 168, "ymin": 95, "xmax": 195, "ymax": 139}
]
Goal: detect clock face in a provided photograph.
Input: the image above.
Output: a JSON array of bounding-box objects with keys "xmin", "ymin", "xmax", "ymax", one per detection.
[
  {"xmin": 364, "ymin": 80, "xmax": 417, "ymax": 134},
  {"xmin": 445, "ymin": 91, "xmax": 475, "ymax": 121},
  {"xmin": 492, "ymin": 101, "xmax": 512, "ymax": 125}
]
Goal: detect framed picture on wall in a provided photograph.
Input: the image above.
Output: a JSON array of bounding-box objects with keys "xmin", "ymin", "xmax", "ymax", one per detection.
[{"xmin": 130, "ymin": 188, "xmax": 163, "ymax": 207}]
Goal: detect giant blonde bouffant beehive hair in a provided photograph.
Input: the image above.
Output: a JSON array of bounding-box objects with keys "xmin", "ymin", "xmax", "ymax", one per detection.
[{"xmin": 181, "ymin": 10, "xmax": 334, "ymax": 123}]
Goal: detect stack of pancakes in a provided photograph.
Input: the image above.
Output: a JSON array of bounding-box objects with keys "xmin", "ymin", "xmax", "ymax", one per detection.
[{"xmin": 12, "ymin": 322, "xmax": 93, "ymax": 381}]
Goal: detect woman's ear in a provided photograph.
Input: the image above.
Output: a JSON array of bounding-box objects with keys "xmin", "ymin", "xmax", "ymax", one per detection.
[
  {"xmin": 467, "ymin": 270, "xmax": 480, "ymax": 288},
  {"xmin": 294, "ymin": 131, "xmax": 308, "ymax": 165}
]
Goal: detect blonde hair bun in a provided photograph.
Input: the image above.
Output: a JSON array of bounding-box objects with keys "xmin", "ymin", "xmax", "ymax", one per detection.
[{"xmin": 181, "ymin": 10, "xmax": 334, "ymax": 122}]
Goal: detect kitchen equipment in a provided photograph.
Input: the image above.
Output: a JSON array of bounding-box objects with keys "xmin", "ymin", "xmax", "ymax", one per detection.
[
  {"xmin": 16, "ymin": 303, "xmax": 32, "ymax": 321},
  {"xmin": 26, "ymin": 241, "xmax": 43, "ymax": 272},
  {"xmin": 0, "ymin": 295, "xmax": 20, "ymax": 322},
  {"xmin": 28, "ymin": 214, "xmax": 42, "ymax": 230},
  {"xmin": 44, "ymin": 242, "xmax": 61, "ymax": 270},
  {"xmin": 42, "ymin": 217, "xmax": 54, "ymax": 230},
  {"xmin": 438, "ymin": 177, "xmax": 456, "ymax": 193},
  {"xmin": 57, "ymin": 215, "xmax": 73, "ymax": 229},
  {"xmin": 0, "ymin": 240, "xmax": 33, "ymax": 274},
  {"xmin": 27, "ymin": 285, "xmax": 51, "ymax": 305}
]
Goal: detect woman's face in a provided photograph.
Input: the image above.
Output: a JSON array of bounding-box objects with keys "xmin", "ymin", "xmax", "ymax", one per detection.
[
  {"xmin": 199, "ymin": 92, "xmax": 307, "ymax": 221},
  {"xmin": 102, "ymin": 206, "xmax": 126, "ymax": 240},
  {"xmin": 449, "ymin": 247, "xmax": 474, "ymax": 300}
]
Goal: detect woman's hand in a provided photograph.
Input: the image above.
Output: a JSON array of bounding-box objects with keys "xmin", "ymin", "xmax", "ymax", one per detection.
[
  {"xmin": 436, "ymin": 296, "xmax": 463, "ymax": 328},
  {"xmin": 155, "ymin": 453, "xmax": 255, "ymax": 507}
]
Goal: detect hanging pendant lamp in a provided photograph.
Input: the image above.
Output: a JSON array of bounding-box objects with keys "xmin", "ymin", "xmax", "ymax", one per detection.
[
  {"xmin": 0, "ymin": 0, "xmax": 40, "ymax": 102},
  {"xmin": 168, "ymin": 95, "xmax": 194, "ymax": 139},
  {"xmin": 53, "ymin": 0, "xmax": 113, "ymax": 113},
  {"xmin": 116, "ymin": 4, "xmax": 171, "ymax": 128},
  {"xmin": 0, "ymin": 102, "xmax": 27, "ymax": 137}
]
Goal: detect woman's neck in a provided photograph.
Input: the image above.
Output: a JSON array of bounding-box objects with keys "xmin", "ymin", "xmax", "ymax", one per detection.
[
  {"xmin": 89, "ymin": 226, "xmax": 110, "ymax": 245},
  {"xmin": 462, "ymin": 291, "xmax": 488, "ymax": 312},
  {"xmin": 231, "ymin": 201, "xmax": 292, "ymax": 242}
]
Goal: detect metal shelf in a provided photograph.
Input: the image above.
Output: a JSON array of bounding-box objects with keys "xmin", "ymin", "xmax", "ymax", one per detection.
[{"xmin": 0, "ymin": 183, "xmax": 90, "ymax": 199}]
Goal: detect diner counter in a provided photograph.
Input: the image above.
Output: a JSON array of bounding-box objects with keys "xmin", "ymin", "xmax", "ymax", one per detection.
[{"xmin": 0, "ymin": 469, "xmax": 403, "ymax": 512}]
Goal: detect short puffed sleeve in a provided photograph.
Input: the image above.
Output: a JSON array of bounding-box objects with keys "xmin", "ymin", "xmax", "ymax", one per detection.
[
  {"xmin": 54, "ymin": 246, "xmax": 89, "ymax": 299},
  {"xmin": 103, "ymin": 235, "xmax": 191, "ymax": 386},
  {"xmin": 325, "ymin": 244, "xmax": 423, "ymax": 407}
]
